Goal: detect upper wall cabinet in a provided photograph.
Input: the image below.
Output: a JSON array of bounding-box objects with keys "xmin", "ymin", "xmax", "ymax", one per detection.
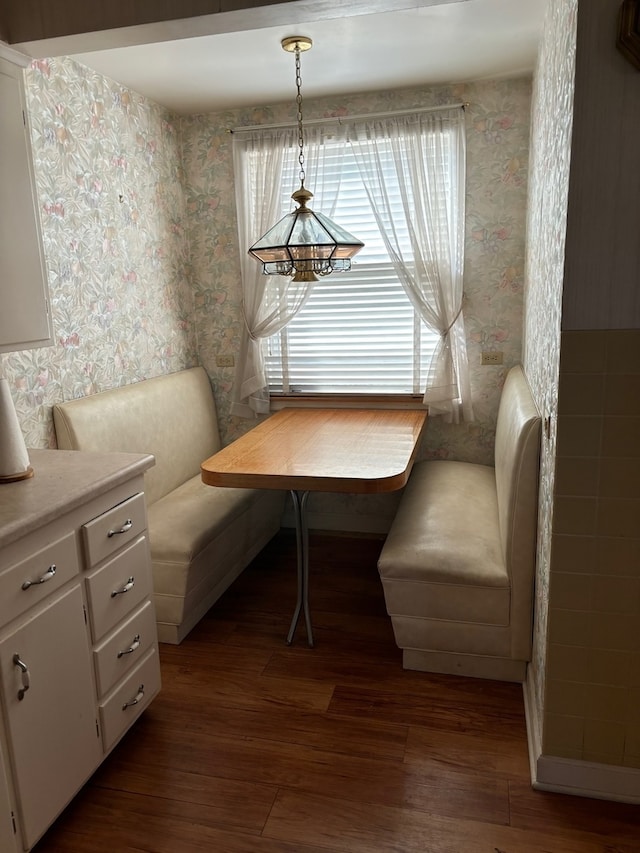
[{"xmin": 0, "ymin": 48, "xmax": 52, "ymax": 354}]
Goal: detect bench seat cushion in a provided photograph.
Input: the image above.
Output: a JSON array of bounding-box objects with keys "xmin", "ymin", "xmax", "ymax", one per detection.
[
  {"xmin": 378, "ymin": 459, "xmax": 509, "ymax": 626},
  {"xmin": 148, "ymin": 474, "xmax": 285, "ymax": 628},
  {"xmin": 148, "ymin": 476, "xmax": 266, "ymax": 566}
]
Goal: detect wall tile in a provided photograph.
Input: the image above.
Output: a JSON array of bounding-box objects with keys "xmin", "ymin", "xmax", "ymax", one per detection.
[
  {"xmin": 597, "ymin": 499, "xmax": 640, "ymax": 538},
  {"xmin": 583, "ymin": 718, "xmax": 625, "ymax": 759},
  {"xmin": 590, "ymin": 575, "xmax": 640, "ymax": 615},
  {"xmin": 601, "ymin": 416, "xmax": 640, "ymax": 458},
  {"xmin": 625, "ymin": 726, "xmax": 640, "ymax": 757},
  {"xmin": 551, "ymin": 534, "xmax": 597, "ymax": 573},
  {"xmin": 548, "ymin": 608, "xmax": 592, "ymax": 647},
  {"xmin": 590, "ymin": 612, "xmax": 640, "ymax": 652},
  {"xmin": 557, "ymin": 372, "xmax": 605, "ymax": 416},
  {"xmin": 560, "ymin": 330, "xmax": 607, "ymax": 373},
  {"xmin": 604, "ymin": 375, "xmax": 640, "ymax": 416},
  {"xmin": 627, "ymin": 689, "xmax": 640, "ymax": 724},
  {"xmin": 547, "ymin": 643, "xmax": 590, "ymax": 683},
  {"xmin": 546, "ymin": 678, "xmax": 588, "ymax": 716},
  {"xmin": 588, "ymin": 649, "xmax": 636, "ymax": 687},
  {"xmin": 553, "ymin": 495, "xmax": 597, "ymax": 535},
  {"xmin": 599, "ymin": 458, "xmax": 640, "ymax": 499},
  {"xmin": 595, "ymin": 536, "xmax": 640, "ymax": 577},
  {"xmin": 585, "ymin": 684, "xmax": 628, "ymax": 722},
  {"xmin": 543, "ymin": 713, "xmax": 584, "ymax": 754},
  {"xmin": 554, "ymin": 457, "xmax": 600, "ymax": 497},
  {"xmin": 556, "ymin": 416, "xmax": 602, "ymax": 457},
  {"xmin": 605, "ymin": 329, "xmax": 640, "ymax": 374},
  {"xmin": 550, "ymin": 571, "xmax": 593, "ymax": 611}
]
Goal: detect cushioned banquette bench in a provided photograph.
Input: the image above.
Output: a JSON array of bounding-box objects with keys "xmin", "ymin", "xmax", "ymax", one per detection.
[
  {"xmin": 53, "ymin": 367, "xmax": 285, "ymax": 644},
  {"xmin": 378, "ymin": 365, "xmax": 541, "ymax": 682}
]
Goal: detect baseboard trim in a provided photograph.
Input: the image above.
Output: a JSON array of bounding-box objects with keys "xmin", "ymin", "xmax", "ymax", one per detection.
[
  {"xmin": 523, "ymin": 670, "xmax": 640, "ymax": 803},
  {"xmin": 533, "ymin": 755, "xmax": 640, "ymax": 804},
  {"xmin": 403, "ymin": 648, "xmax": 526, "ymax": 682},
  {"xmin": 522, "ymin": 668, "xmax": 543, "ymax": 791}
]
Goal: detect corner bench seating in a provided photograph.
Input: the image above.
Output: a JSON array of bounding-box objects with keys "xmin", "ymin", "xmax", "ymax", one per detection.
[
  {"xmin": 53, "ymin": 367, "xmax": 285, "ymax": 644},
  {"xmin": 378, "ymin": 365, "xmax": 541, "ymax": 682}
]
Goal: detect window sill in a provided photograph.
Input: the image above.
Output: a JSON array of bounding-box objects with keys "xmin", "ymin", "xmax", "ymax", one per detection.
[{"xmin": 269, "ymin": 393, "xmax": 427, "ymax": 411}]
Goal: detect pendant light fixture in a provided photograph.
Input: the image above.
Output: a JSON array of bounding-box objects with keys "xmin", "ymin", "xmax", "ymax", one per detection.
[{"xmin": 248, "ymin": 36, "xmax": 364, "ymax": 283}]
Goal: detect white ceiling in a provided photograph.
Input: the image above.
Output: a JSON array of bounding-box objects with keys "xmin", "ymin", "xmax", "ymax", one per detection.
[{"xmin": 66, "ymin": 0, "xmax": 547, "ymax": 115}]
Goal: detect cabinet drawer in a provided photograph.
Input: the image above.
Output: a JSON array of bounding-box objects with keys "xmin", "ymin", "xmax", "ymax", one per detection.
[
  {"xmin": 83, "ymin": 492, "xmax": 147, "ymax": 567},
  {"xmin": 99, "ymin": 647, "xmax": 160, "ymax": 752},
  {"xmin": 0, "ymin": 531, "xmax": 79, "ymax": 627},
  {"xmin": 85, "ymin": 535, "xmax": 152, "ymax": 642},
  {"xmin": 93, "ymin": 600, "xmax": 157, "ymax": 698}
]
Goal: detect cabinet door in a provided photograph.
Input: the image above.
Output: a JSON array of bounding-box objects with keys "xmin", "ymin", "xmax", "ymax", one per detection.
[
  {"xmin": 0, "ymin": 739, "xmax": 17, "ymax": 853},
  {"xmin": 0, "ymin": 56, "xmax": 52, "ymax": 353},
  {"xmin": 0, "ymin": 584, "xmax": 102, "ymax": 850}
]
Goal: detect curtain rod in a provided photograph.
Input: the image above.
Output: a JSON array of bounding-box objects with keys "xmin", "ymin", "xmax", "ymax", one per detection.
[{"xmin": 227, "ymin": 101, "xmax": 468, "ymax": 134}]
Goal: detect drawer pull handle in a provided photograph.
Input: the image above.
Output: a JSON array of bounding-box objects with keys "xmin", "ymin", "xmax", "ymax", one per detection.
[
  {"xmin": 111, "ymin": 576, "xmax": 135, "ymax": 598},
  {"xmin": 107, "ymin": 519, "xmax": 133, "ymax": 538},
  {"xmin": 21, "ymin": 564, "xmax": 56, "ymax": 590},
  {"xmin": 122, "ymin": 684, "xmax": 144, "ymax": 710},
  {"xmin": 117, "ymin": 634, "xmax": 141, "ymax": 658},
  {"xmin": 13, "ymin": 655, "xmax": 30, "ymax": 701}
]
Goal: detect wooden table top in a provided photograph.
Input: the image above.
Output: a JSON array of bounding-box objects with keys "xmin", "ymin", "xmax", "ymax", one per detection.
[{"xmin": 201, "ymin": 407, "xmax": 428, "ymax": 494}]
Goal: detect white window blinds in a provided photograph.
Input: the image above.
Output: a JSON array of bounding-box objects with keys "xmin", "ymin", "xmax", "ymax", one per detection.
[{"xmin": 261, "ymin": 132, "xmax": 441, "ymax": 395}]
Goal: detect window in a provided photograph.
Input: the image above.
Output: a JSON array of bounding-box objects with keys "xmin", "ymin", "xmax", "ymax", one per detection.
[
  {"xmin": 261, "ymin": 131, "xmax": 443, "ymax": 397},
  {"xmin": 232, "ymin": 107, "xmax": 471, "ymax": 421}
]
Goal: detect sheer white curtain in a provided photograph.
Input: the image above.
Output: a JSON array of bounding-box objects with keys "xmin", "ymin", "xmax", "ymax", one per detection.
[
  {"xmin": 348, "ymin": 109, "xmax": 473, "ymax": 422},
  {"xmin": 230, "ymin": 125, "xmax": 346, "ymax": 417}
]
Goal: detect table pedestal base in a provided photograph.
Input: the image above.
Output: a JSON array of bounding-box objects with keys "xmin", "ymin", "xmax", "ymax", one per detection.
[{"xmin": 286, "ymin": 489, "xmax": 314, "ymax": 647}]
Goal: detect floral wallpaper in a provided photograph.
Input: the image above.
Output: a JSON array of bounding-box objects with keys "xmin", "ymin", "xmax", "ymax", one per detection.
[
  {"xmin": 182, "ymin": 78, "xmax": 532, "ymax": 456},
  {"xmin": 1, "ymin": 55, "xmax": 531, "ymax": 532},
  {"xmin": 0, "ymin": 56, "xmax": 198, "ymax": 448},
  {"xmin": 181, "ymin": 76, "xmax": 532, "ymax": 527},
  {"xmin": 523, "ymin": 0, "xmax": 577, "ymax": 743}
]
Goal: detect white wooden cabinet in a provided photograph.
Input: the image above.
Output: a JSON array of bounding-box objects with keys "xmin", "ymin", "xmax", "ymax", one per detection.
[
  {"xmin": 0, "ymin": 449, "xmax": 159, "ymax": 851},
  {"xmin": 0, "ymin": 585, "xmax": 102, "ymax": 850},
  {"xmin": 0, "ymin": 46, "xmax": 52, "ymax": 354}
]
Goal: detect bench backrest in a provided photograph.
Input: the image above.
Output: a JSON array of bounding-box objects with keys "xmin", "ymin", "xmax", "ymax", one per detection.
[
  {"xmin": 53, "ymin": 367, "xmax": 221, "ymax": 506},
  {"xmin": 494, "ymin": 365, "xmax": 541, "ymax": 655}
]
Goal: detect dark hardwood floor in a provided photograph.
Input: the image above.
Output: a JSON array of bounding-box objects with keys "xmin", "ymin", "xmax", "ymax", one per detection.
[{"xmin": 34, "ymin": 531, "xmax": 639, "ymax": 852}]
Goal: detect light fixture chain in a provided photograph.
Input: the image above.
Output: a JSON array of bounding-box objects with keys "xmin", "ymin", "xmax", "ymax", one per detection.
[
  {"xmin": 248, "ymin": 35, "xmax": 363, "ymax": 281},
  {"xmin": 295, "ymin": 45, "xmax": 305, "ymax": 188}
]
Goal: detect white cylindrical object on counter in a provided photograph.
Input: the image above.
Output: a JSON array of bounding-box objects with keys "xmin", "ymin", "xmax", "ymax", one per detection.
[{"xmin": 0, "ymin": 377, "xmax": 32, "ymax": 481}]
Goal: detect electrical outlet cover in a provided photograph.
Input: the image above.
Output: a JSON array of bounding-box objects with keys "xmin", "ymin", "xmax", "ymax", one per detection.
[
  {"xmin": 216, "ymin": 354, "xmax": 235, "ymax": 367},
  {"xmin": 481, "ymin": 351, "xmax": 504, "ymax": 365}
]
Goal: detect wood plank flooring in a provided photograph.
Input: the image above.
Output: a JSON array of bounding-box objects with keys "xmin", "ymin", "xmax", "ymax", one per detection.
[{"xmin": 34, "ymin": 531, "xmax": 639, "ymax": 852}]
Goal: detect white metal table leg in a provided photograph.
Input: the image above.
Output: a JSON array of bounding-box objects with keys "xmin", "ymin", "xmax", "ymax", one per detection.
[{"xmin": 286, "ymin": 489, "xmax": 313, "ymax": 647}]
